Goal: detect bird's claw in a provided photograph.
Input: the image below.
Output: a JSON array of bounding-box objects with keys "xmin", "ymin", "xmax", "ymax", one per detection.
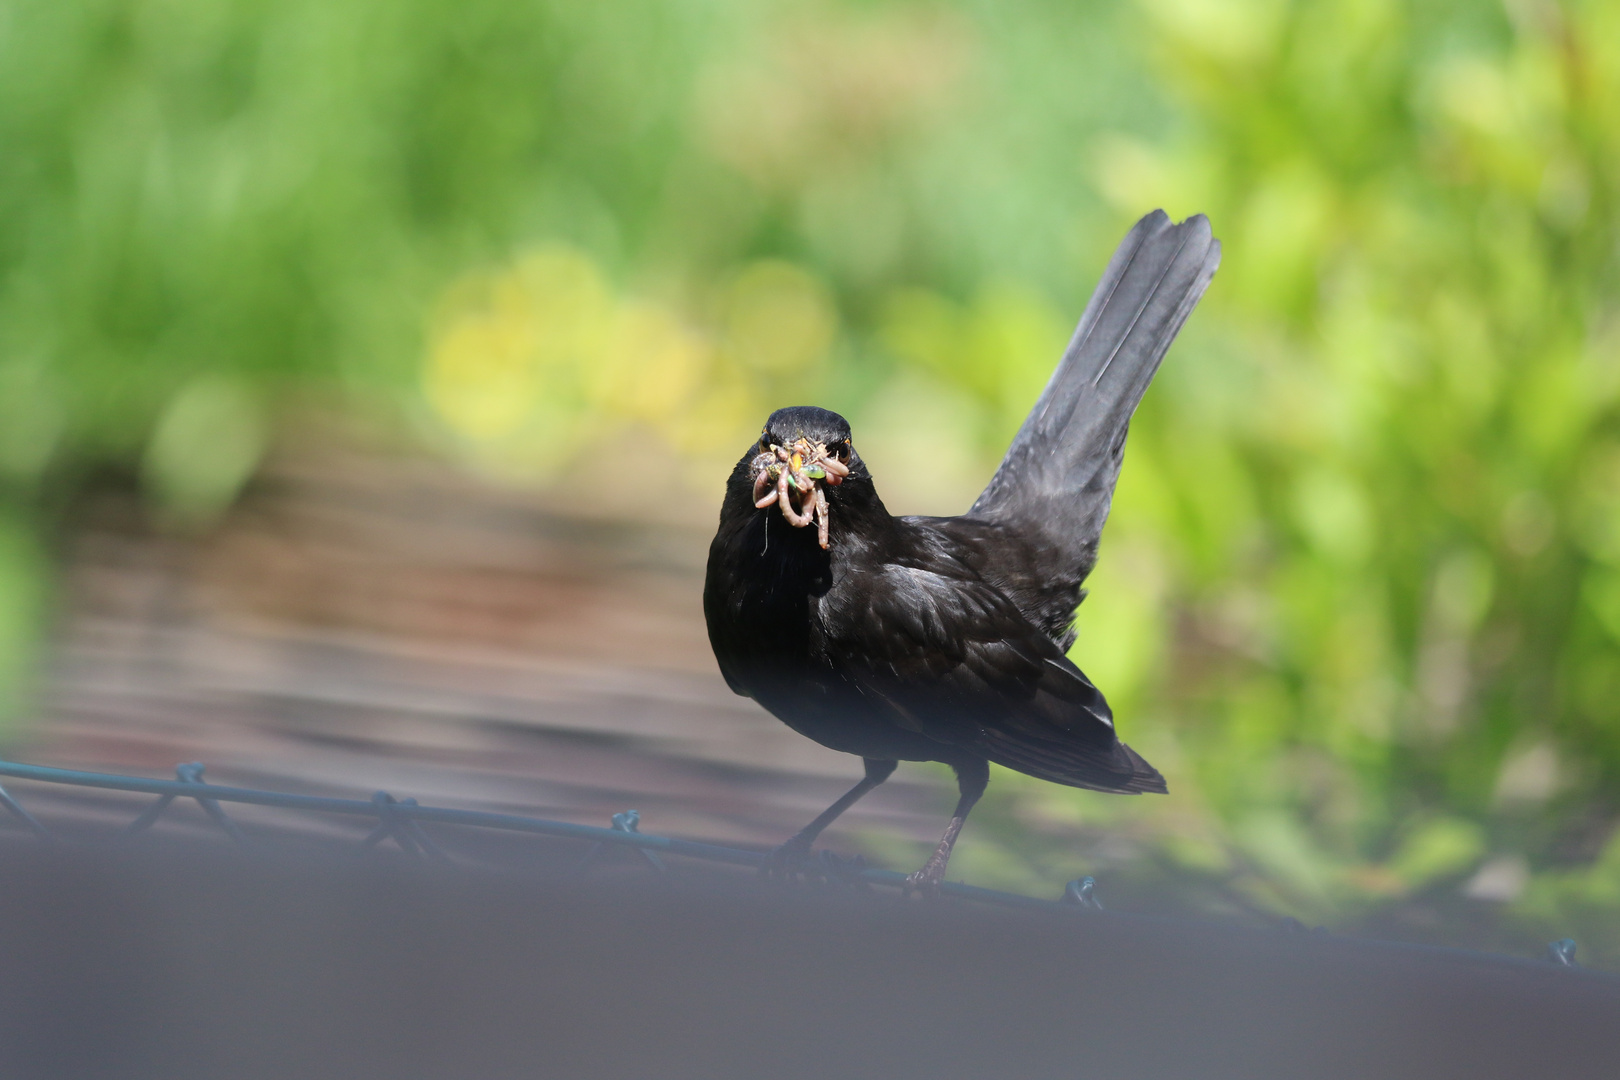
[
  {"xmin": 761, "ymin": 843, "xmax": 869, "ymax": 887},
  {"xmin": 902, "ymin": 863, "xmax": 947, "ymax": 898},
  {"xmin": 760, "ymin": 840, "xmax": 813, "ymax": 881}
]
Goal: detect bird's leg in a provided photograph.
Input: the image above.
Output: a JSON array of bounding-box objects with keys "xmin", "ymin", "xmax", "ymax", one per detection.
[
  {"xmin": 764, "ymin": 758, "xmax": 897, "ymax": 878},
  {"xmin": 904, "ymin": 758, "xmax": 990, "ymax": 895}
]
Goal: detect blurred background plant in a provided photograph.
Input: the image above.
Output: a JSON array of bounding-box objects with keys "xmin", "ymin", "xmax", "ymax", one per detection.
[{"xmin": 1, "ymin": 0, "xmax": 1618, "ymax": 959}]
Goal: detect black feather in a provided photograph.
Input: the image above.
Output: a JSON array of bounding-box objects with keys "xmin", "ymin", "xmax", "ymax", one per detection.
[{"xmin": 970, "ymin": 211, "xmax": 1221, "ymax": 648}]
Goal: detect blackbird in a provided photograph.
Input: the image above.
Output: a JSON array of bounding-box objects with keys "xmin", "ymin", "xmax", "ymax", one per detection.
[{"xmin": 703, "ymin": 210, "xmax": 1220, "ymax": 890}]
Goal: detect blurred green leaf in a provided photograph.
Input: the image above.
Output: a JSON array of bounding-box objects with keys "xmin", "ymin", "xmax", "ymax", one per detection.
[
  {"xmin": 1388, "ymin": 817, "xmax": 1487, "ymax": 892},
  {"xmin": 0, "ymin": 512, "xmax": 46, "ymax": 733},
  {"xmin": 142, "ymin": 374, "xmax": 266, "ymax": 528}
]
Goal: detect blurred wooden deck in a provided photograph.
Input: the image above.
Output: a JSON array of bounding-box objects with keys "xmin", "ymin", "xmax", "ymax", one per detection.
[{"xmin": 19, "ymin": 441, "xmax": 958, "ymax": 856}]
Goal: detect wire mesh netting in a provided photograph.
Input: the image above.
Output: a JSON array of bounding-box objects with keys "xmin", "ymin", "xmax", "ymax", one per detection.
[{"xmin": 0, "ymin": 757, "xmax": 1102, "ymax": 911}]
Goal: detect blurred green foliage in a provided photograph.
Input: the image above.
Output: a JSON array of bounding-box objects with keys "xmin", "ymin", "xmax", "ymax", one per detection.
[
  {"xmin": 1076, "ymin": 0, "xmax": 1620, "ymax": 956},
  {"xmin": 2, "ymin": 0, "xmax": 1619, "ymax": 957}
]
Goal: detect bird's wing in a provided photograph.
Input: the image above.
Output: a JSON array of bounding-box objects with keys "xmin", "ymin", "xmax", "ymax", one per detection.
[
  {"xmin": 821, "ymin": 561, "xmax": 1164, "ymax": 793},
  {"xmin": 969, "ymin": 211, "xmax": 1219, "ymax": 638}
]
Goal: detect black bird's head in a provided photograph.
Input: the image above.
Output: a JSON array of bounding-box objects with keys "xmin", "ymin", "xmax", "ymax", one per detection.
[{"xmin": 741, "ymin": 405, "xmax": 869, "ymax": 550}]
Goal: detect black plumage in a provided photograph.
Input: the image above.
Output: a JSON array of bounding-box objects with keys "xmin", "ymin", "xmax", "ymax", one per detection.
[{"xmin": 703, "ymin": 210, "xmax": 1221, "ymax": 889}]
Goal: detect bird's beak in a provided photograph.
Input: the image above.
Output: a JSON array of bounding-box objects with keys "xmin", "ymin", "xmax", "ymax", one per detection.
[{"xmin": 750, "ymin": 438, "xmax": 849, "ymax": 550}]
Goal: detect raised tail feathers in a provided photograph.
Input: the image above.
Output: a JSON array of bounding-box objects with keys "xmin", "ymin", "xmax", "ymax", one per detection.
[{"xmin": 970, "ymin": 211, "xmax": 1220, "ymax": 591}]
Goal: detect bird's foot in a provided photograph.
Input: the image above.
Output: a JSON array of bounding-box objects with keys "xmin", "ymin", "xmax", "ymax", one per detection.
[
  {"xmin": 902, "ymin": 859, "xmax": 949, "ymax": 898},
  {"xmin": 760, "ymin": 839, "xmax": 814, "ymax": 881},
  {"xmin": 761, "ymin": 842, "xmax": 868, "ymax": 886}
]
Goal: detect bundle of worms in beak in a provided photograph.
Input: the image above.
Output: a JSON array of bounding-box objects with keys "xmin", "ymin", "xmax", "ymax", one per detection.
[{"xmin": 751, "ymin": 438, "xmax": 851, "ymax": 549}]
